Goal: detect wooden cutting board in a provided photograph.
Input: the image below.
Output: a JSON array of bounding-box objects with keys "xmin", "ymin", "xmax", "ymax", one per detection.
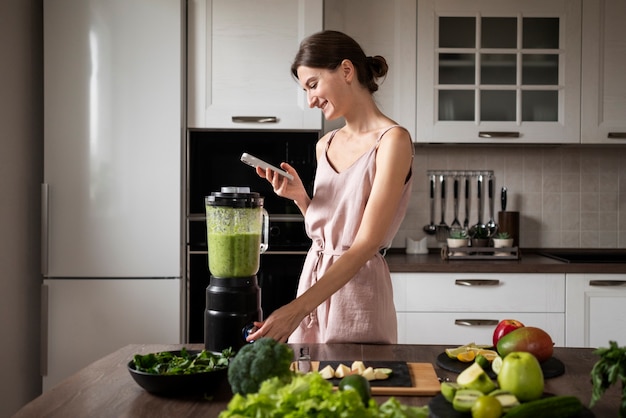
[{"xmin": 308, "ymin": 361, "xmax": 441, "ymax": 396}]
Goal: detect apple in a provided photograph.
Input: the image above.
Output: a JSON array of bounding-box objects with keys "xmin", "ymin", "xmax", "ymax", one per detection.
[
  {"xmin": 456, "ymin": 362, "xmax": 496, "ymax": 394},
  {"xmin": 497, "ymin": 351, "xmax": 544, "ymax": 402},
  {"xmin": 492, "ymin": 319, "xmax": 525, "ymax": 347}
]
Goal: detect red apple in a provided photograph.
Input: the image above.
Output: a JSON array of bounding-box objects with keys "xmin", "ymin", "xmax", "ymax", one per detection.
[{"xmin": 492, "ymin": 319, "xmax": 525, "ymax": 347}]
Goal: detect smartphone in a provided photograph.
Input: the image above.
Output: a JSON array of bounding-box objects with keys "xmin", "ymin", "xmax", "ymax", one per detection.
[{"xmin": 240, "ymin": 152, "xmax": 294, "ymax": 181}]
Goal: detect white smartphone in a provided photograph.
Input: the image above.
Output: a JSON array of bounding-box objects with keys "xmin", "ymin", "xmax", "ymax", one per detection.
[{"xmin": 240, "ymin": 152, "xmax": 294, "ymax": 181}]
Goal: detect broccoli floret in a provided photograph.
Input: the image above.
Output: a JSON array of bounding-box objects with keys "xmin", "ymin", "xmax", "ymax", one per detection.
[{"xmin": 227, "ymin": 337, "xmax": 295, "ymax": 395}]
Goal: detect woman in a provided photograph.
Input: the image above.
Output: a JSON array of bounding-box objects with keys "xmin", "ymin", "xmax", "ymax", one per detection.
[{"xmin": 247, "ymin": 30, "xmax": 414, "ymax": 344}]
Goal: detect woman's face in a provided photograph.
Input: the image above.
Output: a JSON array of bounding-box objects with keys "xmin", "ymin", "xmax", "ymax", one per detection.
[{"xmin": 296, "ymin": 65, "xmax": 348, "ymax": 121}]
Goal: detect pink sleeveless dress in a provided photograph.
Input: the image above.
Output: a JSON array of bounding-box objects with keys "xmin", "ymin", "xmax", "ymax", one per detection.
[{"xmin": 288, "ymin": 125, "xmax": 413, "ymax": 344}]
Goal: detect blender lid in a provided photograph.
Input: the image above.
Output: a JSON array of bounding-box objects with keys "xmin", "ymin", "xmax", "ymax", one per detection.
[{"xmin": 206, "ymin": 186, "xmax": 264, "ymax": 208}]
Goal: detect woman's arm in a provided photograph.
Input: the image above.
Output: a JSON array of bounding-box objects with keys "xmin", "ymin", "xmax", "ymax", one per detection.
[{"xmin": 247, "ymin": 127, "xmax": 414, "ymax": 343}]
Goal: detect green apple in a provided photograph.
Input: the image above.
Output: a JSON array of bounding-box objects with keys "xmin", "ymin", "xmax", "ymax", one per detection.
[
  {"xmin": 457, "ymin": 362, "xmax": 496, "ymax": 394},
  {"xmin": 497, "ymin": 351, "xmax": 544, "ymax": 401}
]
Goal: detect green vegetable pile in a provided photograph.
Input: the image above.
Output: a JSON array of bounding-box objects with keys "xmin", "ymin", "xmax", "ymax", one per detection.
[
  {"xmin": 219, "ymin": 371, "xmax": 429, "ymax": 418},
  {"xmin": 132, "ymin": 347, "xmax": 234, "ymax": 375},
  {"xmin": 227, "ymin": 337, "xmax": 295, "ymax": 395},
  {"xmin": 590, "ymin": 340, "xmax": 626, "ymax": 417}
]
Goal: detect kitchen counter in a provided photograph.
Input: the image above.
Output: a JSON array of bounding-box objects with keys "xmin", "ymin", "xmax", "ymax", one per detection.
[
  {"xmin": 385, "ymin": 249, "xmax": 626, "ymax": 274},
  {"xmin": 14, "ymin": 343, "xmax": 621, "ymax": 417}
]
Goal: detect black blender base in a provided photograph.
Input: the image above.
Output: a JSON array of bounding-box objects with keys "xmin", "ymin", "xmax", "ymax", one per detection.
[{"xmin": 205, "ymin": 275, "xmax": 262, "ymax": 353}]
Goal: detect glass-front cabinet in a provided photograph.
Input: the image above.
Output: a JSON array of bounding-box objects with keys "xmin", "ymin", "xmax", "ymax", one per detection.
[{"xmin": 416, "ymin": 0, "xmax": 582, "ymax": 144}]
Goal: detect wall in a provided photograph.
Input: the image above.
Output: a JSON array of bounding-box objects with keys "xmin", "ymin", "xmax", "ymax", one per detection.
[
  {"xmin": 393, "ymin": 145, "xmax": 626, "ymax": 249},
  {"xmin": 0, "ymin": 0, "xmax": 44, "ymax": 416}
]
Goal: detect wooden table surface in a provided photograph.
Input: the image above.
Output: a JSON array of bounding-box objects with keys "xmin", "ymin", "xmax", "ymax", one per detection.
[{"xmin": 14, "ymin": 343, "xmax": 622, "ymax": 417}]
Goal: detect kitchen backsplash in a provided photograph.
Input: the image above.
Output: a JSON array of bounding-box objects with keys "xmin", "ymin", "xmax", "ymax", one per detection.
[{"xmin": 394, "ymin": 145, "xmax": 626, "ymax": 249}]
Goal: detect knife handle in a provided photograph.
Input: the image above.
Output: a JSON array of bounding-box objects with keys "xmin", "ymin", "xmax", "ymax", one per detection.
[{"xmin": 501, "ymin": 187, "xmax": 507, "ymax": 211}]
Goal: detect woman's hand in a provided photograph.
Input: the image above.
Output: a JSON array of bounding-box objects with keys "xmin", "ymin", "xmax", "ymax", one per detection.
[
  {"xmin": 245, "ymin": 301, "xmax": 305, "ymax": 343},
  {"xmin": 256, "ymin": 163, "xmax": 310, "ymax": 213}
]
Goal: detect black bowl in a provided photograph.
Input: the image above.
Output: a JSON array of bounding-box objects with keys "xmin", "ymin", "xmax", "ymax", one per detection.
[{"xmin": 127, "ymin": 350, "xmax": 229, "ymax": 397}]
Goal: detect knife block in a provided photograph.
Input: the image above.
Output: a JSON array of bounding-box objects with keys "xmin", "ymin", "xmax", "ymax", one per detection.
[{"xmin": 498, "ymin": 211, "xmax": 519, "ymax": 247}]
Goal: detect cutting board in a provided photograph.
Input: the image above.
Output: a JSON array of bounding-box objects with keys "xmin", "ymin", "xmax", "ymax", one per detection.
[{"xmin": 308, "ymin": 361, "xmax": 441, "ymax": 396}]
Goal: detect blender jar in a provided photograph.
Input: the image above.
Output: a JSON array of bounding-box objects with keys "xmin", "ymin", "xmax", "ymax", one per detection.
[{"xmin": 205, "ymin": 187, "xmax": 268, "ymax": 277}]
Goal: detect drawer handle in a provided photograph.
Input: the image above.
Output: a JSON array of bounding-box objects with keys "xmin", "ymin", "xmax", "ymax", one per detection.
[
  {"xmin": 455, "ymin": 279, "xmax": 500, "ymax": 286},
  {"xmin": 478, "ymin": 131, "xmax": 520, "ymax": 138},
  {"xmin": 589, "ymin": 280, "xmax": 626, "ymax": 287},
  {"xmin": 232, "ymin": 116, "xmax": 278, "ymax": 123},
  {"xmin": 607, "ymin": 132, "xmax": 626, "ymax": 139},
  {"xmin": 455, "ymin": 319, "xmax": 499, "ymax": 326}
]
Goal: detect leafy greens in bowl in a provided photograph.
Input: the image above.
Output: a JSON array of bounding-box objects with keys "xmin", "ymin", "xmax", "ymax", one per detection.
[{"xmin": 128, "ymin": 347, "xmax": 234, "ymax": 396}]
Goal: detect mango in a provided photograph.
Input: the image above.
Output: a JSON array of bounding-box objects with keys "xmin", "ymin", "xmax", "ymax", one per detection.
[{"xmin": 496, "ymin": 326, "xmax": 554, "ymax": 362}]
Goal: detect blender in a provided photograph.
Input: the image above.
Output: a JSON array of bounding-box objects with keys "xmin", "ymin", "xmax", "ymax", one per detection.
[{"xmin": 204, "ymin": 187, "xmax": 268, "ymax": 352}]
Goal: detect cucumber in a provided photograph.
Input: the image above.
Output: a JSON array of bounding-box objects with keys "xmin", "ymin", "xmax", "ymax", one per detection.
[{"xmin": 503, "ymin": 395, "xmax": 582, "ymax": 418}]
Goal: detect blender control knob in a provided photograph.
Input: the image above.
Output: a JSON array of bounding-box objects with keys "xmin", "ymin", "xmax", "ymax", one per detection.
[{"xmin": 242, "ymin": 323, "xmax": 259, "ymax": 343}]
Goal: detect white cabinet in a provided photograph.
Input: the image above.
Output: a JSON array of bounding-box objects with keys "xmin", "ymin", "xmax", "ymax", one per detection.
[
  {"xmin": 42, "ymin": 279, "xmax": 180, "ymax": 391},
  {"xmin": 187, "ymin": 0, "xmax": 323, "ymax": 130},
  {"xmin": 581, "ymin": 0, "xmax": 626, "ymax": 144},
  {"xmin": 565, "ymin": 274, "xmax": 626, "ymax": 348},
  {"xmin": 323, "ymin": 0, "xmax": 417, "ymax": 140},
  {"xmin": 416, "ymin": 0, "xmax": 582, "ymax": 144},
  {"xmin": 392, "ymin": 273, "xmax": 566, "ymax": 345}
]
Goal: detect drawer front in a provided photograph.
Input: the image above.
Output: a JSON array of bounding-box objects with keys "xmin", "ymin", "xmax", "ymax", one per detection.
[
  {"xmin": 397, "ymin": 312, "xmax": 565, "ymax": 346},
  {"xmin": 392, "ymin": 273, "xmax": 565, "ymax": 313}
]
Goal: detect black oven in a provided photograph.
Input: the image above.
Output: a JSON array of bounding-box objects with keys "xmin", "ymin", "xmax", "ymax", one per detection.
[{"xmin": 185, "ymin": 129, "xmax": 319, "ymax": 343}]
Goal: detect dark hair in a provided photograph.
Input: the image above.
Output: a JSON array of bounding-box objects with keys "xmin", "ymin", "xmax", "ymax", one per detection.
[{"xmin": 291, "ymin": 30, "xmax": 388, "ymax": 93}]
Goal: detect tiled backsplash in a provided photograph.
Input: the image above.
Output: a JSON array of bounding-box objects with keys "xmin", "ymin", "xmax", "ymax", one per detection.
[{"xmin": 394, "ymin": 145, "xmax": 626, "ymax": 249}]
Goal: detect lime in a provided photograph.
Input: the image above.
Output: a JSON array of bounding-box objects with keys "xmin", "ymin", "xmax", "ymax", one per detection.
[
  {"xmin": 491, "ymin": 356, "xmax": 503, "ymax": 375},
  {"xmin": 475, "ymin": 354, "xmax": 489, "ymax": 369},
  {"xmin": 338, "ymin": 374, "xmax": 371, "ymax": 406},
  {"xmin": 471, "ymin": 395, "xmax": 503, "ymax": 418}
]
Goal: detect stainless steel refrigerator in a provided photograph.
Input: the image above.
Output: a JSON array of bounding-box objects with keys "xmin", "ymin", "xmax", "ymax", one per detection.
[{"xmin": 42, "ymin": 0, "xmax": 183, "ymax": 390}]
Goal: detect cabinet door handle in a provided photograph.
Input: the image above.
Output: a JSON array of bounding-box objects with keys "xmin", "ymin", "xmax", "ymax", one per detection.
[
  {"xmin": 607, "ymin": 132, "xmax": 626, "ymax": 139},
  {"xmin": 455, "ymin": 319, "xmax": 499, "ymax": 326},
  {"xmin": 478, "ymin": 131, "xmax": 520, "ymax": 138},
  {"xmin": 455, "ymin": 279, "xmax": 500, "ymax": 286},
  {"xmin": 232, "ymin": 116, "xmax": 278, "ymax": 123},
  {"xmin": 589, "ymin": 280, "xmax": 626, "ymax": 287}
]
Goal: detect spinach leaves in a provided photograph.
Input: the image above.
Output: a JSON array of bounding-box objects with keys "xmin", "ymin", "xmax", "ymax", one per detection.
[{"xmin": 133, "ymin": 347, "xmax": 234, "ymax": 375}]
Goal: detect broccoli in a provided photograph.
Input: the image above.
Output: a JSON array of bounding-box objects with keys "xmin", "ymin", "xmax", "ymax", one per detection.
[{"xmin": 227, "ymin": 337, "xmax": 295, "ymax": 395}]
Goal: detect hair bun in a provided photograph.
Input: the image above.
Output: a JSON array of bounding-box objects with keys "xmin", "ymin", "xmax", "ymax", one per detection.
[{"xmin": 367, "ymin": 55, "xmax": 389, "ymax": 79}]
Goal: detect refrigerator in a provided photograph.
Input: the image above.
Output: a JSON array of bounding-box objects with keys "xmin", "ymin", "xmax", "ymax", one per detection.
[{"xmin": 42, "ymin": 0, "xmax": 183, "ymax": 391}]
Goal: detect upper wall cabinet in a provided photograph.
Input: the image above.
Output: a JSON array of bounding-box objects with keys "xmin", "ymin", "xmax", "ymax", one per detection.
[
  {"xmin": 416, "ymin": 0, "xmax": 582, "ymax": 144},
  {"xmin": 188, "ymin": 0, "xmax": 323, "ymax": 130},
  {"xmin": 323, "ymin": 0, "xmax": 417, "ymax": 140},
  {"xmin": 581, "ymin": 0, "xmax": 626, "ymax": 144}
]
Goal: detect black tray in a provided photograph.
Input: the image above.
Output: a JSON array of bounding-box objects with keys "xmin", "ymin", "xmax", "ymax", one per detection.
[
  {"xmin": 436, "ymin": 352, "xmax": 565, "ymax": 379},
  {"xmin": 318, "ymin": 361, "xmax": 412, "ymax": 387},
  {"xmin": 429, "ymin": 393, "xmax": 594, "ymax": 418}
]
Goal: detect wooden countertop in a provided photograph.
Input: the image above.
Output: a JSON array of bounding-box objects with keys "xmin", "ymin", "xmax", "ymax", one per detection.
[
  {"xmin": 15, "ymin": 343, "xmax": 622, "ymax": 417},
  {"xmin": 385, "ymin": 250, "xmax": 626, "ymax": 274}
]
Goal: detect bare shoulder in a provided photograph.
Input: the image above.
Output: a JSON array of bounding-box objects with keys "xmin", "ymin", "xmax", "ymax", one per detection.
[{"xmin": 377, "ymin": 125, "xmax": 413, "ymax": 154}]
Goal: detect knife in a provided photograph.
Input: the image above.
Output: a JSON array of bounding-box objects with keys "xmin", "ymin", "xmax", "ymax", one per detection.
[{"xmin": 501, "ymin": 187, "xmax": 507, "ymax": 212}]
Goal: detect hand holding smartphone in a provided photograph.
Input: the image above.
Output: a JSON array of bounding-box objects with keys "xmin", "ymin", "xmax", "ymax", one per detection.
[{"xmin": 240, "ymin": 153, "xmax": 294, "ymax": 181}]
